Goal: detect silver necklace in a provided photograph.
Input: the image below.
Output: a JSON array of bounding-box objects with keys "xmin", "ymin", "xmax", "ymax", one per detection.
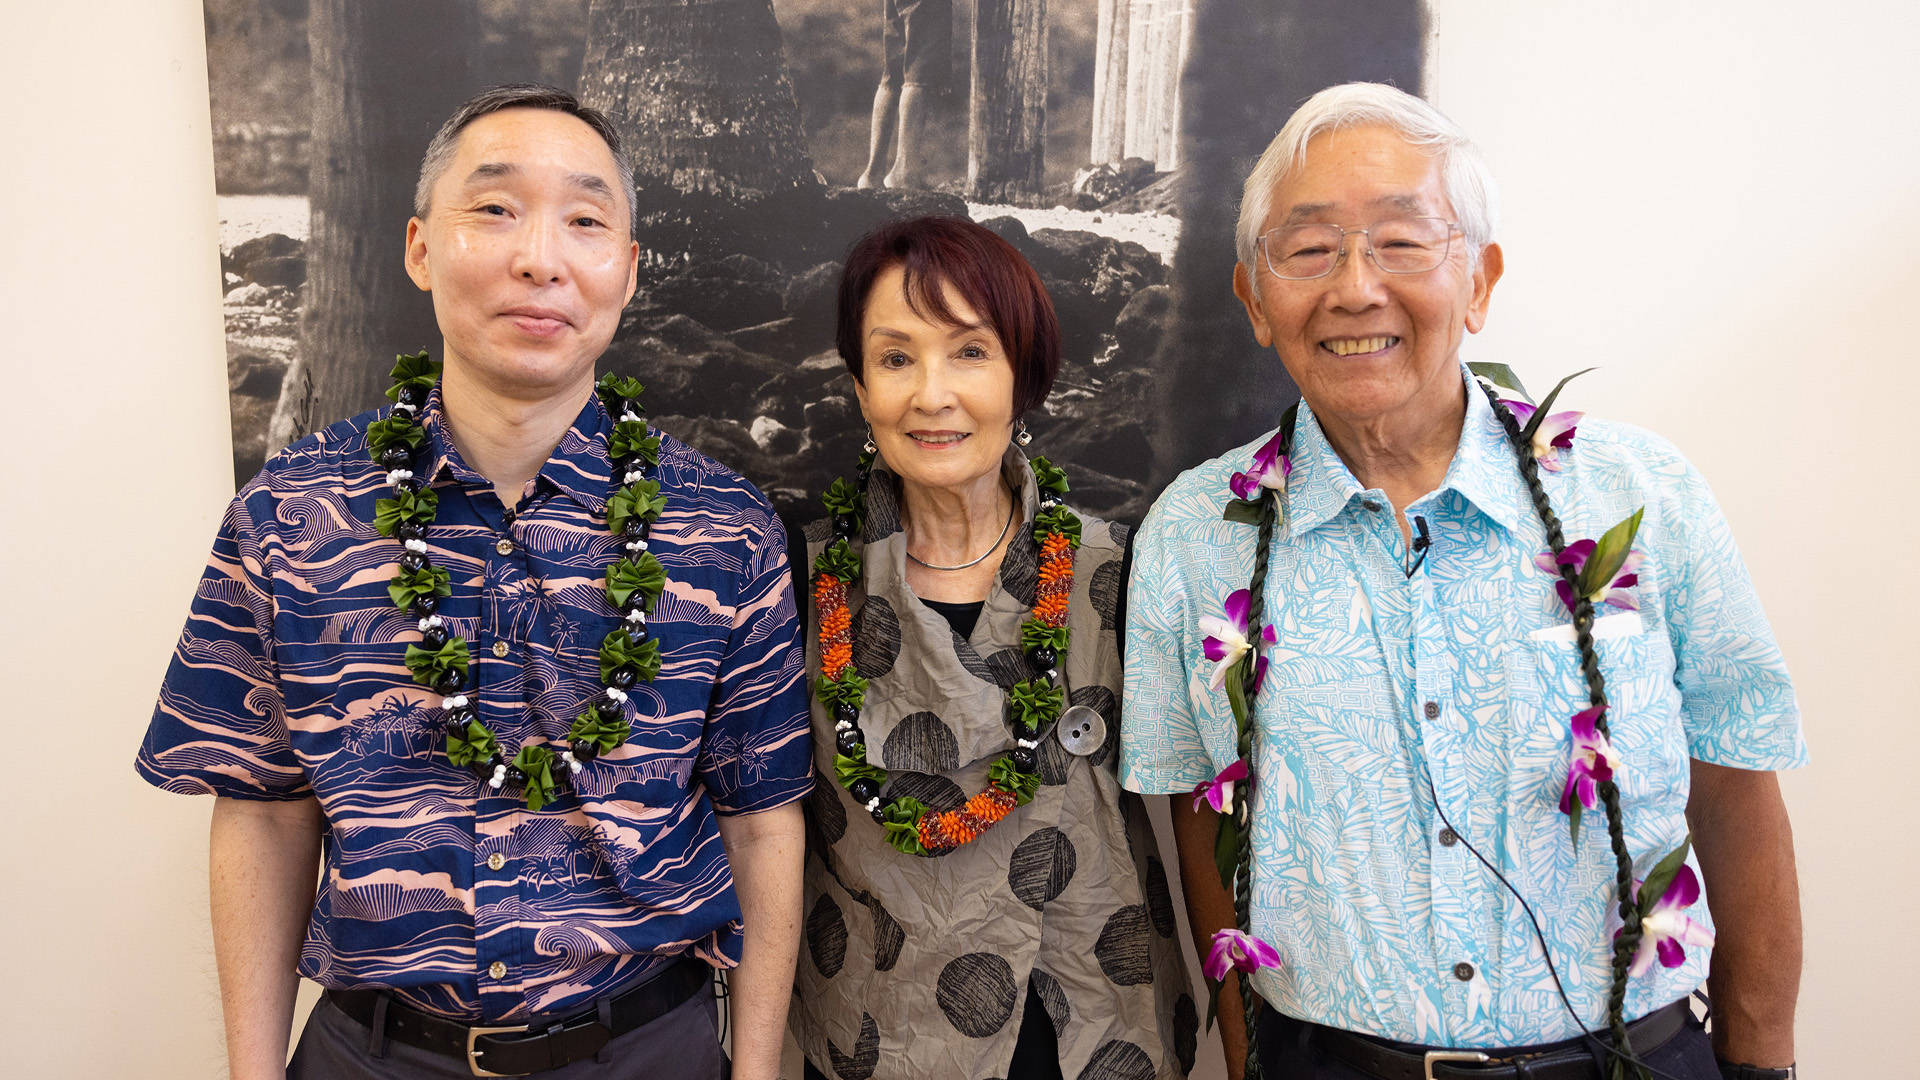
[{"xmin": 905, "ymin": 492, "xmax": 1017, "ymax": 571}]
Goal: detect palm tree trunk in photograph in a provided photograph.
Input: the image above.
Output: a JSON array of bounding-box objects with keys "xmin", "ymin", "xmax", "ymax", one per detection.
[
  {"xmin": 1152, "ymin": 0, "xmax": 1425, "ymax": 487},
  {"xmin": 274, "ymin": 0, "xmax": 479, "ymax": 451},
  {"xmin": 967, "ymin": 0, "xmax": 1047, "ymax": 202},
  {"xmin": 578, "ymin": 0, "xmax": 816, "ymax": 202}
]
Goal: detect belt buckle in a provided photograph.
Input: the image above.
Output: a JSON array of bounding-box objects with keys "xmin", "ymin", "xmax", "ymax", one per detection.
[
  {"xmin": 466, "ymin": 1024, "xmax": 531, "ymax": 1077},
  {"xmin": 1423, "ymin": 1050, "xmax": 1491, "ymax": 1080}
]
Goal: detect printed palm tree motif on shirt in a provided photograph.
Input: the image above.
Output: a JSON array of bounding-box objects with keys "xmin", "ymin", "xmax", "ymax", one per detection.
[{"xmin": 342, "ymin": 696, "xmax": 435, "ymax": 758}]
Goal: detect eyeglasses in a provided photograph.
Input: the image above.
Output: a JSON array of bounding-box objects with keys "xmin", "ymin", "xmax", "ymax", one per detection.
[{"xmin": 1257, "ymin": 217, "xmax": 1460, "ymax": 280}]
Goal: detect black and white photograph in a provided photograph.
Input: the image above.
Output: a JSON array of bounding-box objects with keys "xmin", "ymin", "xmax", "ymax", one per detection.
[{"xmin": 206, "ymin": 0, "xmax": 1424, "ymax": 520}]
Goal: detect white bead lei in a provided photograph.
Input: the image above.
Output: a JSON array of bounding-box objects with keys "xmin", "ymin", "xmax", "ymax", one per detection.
[
  {"xmin": 625, "ymin": 609, "xmax": 646, "ymax": 625},
  {"xmin": 418, "ymin": 615, "xmax": 445, "ymax": 632},
  {"xmin": 605, "ymin": 687, "xmax": 629, "ymax": 704},
  {"xmin": 388, "ymin": 469, "xmax": 415, "ymax": 486},
  {"xmin": 442, "ymin": 693, "xmax": 470, "ymax": 710},
  {"xmin": 625, "ymin": 538, "xmax": 649, "ymax": 552},
  {"xmin": 1016, "ymin": 738, "xmax": 1039, "ymax": 749},
  {"xmin": 864, "ymin": 797, "xmax": 881, "ymax": 812},
  {"xmin": 489, "ymin": 763, "xmax": 508, "ymax": 789},
  {"xmin": 404, "ymin": 538, "xmax": 428, "ymax": 553},
  {"xmin": 562, "ymin": 750, "xmax": 582, "ymax": 774},
  {"xmin": 624, "ymin": 469, "xmax": 647, "ymax": 485},
  {"xmin": 620, "ymin": 410, "xmax": 643, "ymax": 424},
  {"xmin": 834, "ymin": 718, "xmax": 853, "ymax": 732},
  {"xmin": 392, "ymin": 401, "xmax": 419, "ymax": 416}
]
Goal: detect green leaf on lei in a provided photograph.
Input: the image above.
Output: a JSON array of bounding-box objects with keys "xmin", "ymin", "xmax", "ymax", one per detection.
[
  {"xmin": 388, "ymin": 563, "xmax": 451, "ymax": 611},
  {"xmin": 812, "ymin": 538, "xmax": 861, "ymax": 584},
  {"xmin": 1519, "ymin": 367, "xmax": 1597, "ymax": 448},
  {"xmin": 821, "ymin": 476, "xmax": 865, "ymax": 525},
  {"xmin": 605, "ymin": 552, "xmax": 667, "ymax": 611},
  {"xmin": 607, "ymin": 479, "xmax": 667, "ymax": 536},
  {"xmin": 1577, "ymin": 507, "xmax": 1645, "ymax": 605},
  {"xmin": 1008, "ymin": 678, "xmax": 1064, "ymax": 730},
  {"xmin": 568, "ymin": 708, "xmax": 631, "ymax": 754},
  {"xmin": 1635, "ymin": 834, "xmax": 1694, "ymax": 916},
  {"xmin": 445, "ymin": 718, "xmax": 497, "ymax": 768},
  {"xmin": 1223, "ymin": 648, "xmax": 1256, "ymax": 733},
  {"xmin": 383, "ymin": 350, "xmax": 441, "ymax": 402},
  {"xmin": 1031, "ymin": 505, "xmax": 1082, "ymax": 549},
  {"xmin": 1213, "ymin": 809, "xmax": 1241, "ymax": 892},
  {"xmin": 1029, "ymin": 456, "xmax": 1069, "ymax": 496},
  {"xmin": 608, "ymin": 420, "xmax": 660, "ymax": 465},
  {"xmin": 881, "ymin": 796, "xmax": 931, "ymax": 855},
  {"xmin": 1204, "ymin": 974, "xmax": 1225, "ymax": 1033},
  {"xmin": 1221, "ymin": 497, "xmax": 1266, "ymax": 527},
  {"xmin": 833, "ymin": 749, "xmax": 888, "ymax": 789},
  {"xmin": 404, "ymin": 636, "xmax": 470, "ymax": 688},
  {"xmin": 815, "ymin": 670, "xmax": 869, "ymax": 710},
  {"xmin": 373, "ymin": 486, "xmax": 439, "ymax": 536},
  {"xmin": 513, "ymin": 745, "xmax": 558, "ymax": 811},
  {"xmin": 1018, "ymin": 620, "xmax": 1069, "ymax": 654},
  {"xmin": 599, "ymin": 630, "xmax": 661, "ymax": 685},
  {"xmin": 1466, "ymin": 361, "xmax": 1533, "ymax": 403},
  {"xmin": 988, "ymin": 755, "xmax": 1042, "ymax": 805},
  {"xmin": 366, "ymin": 415, "xmax": 426, "ymax": 460},
  {"xmin": 597, "ymin": 373, "xmax": 646, "ymax": 405}
]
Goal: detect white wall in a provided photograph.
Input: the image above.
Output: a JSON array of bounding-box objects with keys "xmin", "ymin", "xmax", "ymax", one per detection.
[
  {"xmin": 0, "ymin": 1, "xmax": 1907, "ymax": 1075},
  {"xmin": 1427, "ymin": 3, "xmax": 1919, "ymax": 1075}
]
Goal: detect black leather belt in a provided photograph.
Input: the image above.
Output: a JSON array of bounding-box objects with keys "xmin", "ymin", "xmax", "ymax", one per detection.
[
  {"xmin": 1307, "ymin": 998, "xmax": 1690, "ymax": 1080},
  {"xmin": 326, "ymin": 955, "xmax": 709, "ymax": 1077}
]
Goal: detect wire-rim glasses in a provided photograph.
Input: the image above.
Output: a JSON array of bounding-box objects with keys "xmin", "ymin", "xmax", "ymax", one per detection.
[{"xmin": 1257, "ymin": 217, "xmax": 1460, "ymax": 280}]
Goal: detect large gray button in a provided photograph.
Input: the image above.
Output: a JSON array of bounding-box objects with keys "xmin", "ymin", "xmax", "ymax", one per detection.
[{"xmin": 1055, "ymin": 705, "xmax": 1106, "ymax": 757}]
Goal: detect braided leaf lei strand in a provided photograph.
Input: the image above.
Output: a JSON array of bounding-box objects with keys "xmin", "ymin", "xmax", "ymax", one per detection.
[
  {"xmin": 366, "ymin": 354, "xmax": 669, "ymax": 811},
  {"xmin": 1201, "ymin": 367, "xmax": 1706, "ymax": 1080},
  {"xmin": 813, "ymin": 452, "xmax": 1076, "ymax": 855}
]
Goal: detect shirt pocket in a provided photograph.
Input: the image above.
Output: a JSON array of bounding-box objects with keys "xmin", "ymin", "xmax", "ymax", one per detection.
[{"xmin": 1508, "ymin": 620, "xmax": 1686, "ymax": 816}]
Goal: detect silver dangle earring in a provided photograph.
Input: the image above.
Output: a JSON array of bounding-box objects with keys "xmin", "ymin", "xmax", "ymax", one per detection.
[
  {"xmin": 1014, "ymin": 419, "xmax": 1033, "ymax": 447},
  {"xmin": 862, "ymin": 424, "xmax": 877, "ymax": 454}
]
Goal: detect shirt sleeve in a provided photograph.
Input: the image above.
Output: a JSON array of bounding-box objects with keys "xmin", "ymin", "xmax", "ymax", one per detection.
[
  {"xmin": 135, "ymin": 491, "xmax": 312, "ymax": 800},
  {"xmin": 1119, "ymin": 507, "xmax": 1217, "ymax": 794},
  {"xmin": 697, "ymin": 506, "xmax": 814, "ymax": 813},
  {"xmin": 1662, "ymin": 459, "xmax": 1808, "ymax": 770}
]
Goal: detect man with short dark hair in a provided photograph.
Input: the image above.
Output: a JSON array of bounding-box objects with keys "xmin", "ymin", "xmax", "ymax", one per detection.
[{"xmin": 138, "ymin": 84, "xmax": 810, "ymax": 1080}]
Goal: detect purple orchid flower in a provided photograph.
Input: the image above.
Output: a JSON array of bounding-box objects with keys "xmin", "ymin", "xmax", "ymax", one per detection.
[
  {"xmin": 1204, "ymin": 927, "xmax": 1284, "ymax": 982},
  {"xmin": 1502, "ymin": 398, "xmax": 1584, "ymax": 473},
  {"xmin": 1229, "ymin": 430, "xmax": 1293, "ymax": 501},
  {"xmin": 1200, "ymin": 589, "xmax": 1277, "ymax": 692},
  {"xmin": 1559, "ymin": 706, "xmax": 1622, "ymax": 817},
  {"xmin": 1193, "ymin": 758, "xmax": 1250, "ymax": 814},
  {"xmin": 1533, "ymin": 541, "xmax": 1645, "ymax": 613},
  {"xmin": 1625, "ymin": 864, "xmax": 1715, "ymax": 977}
]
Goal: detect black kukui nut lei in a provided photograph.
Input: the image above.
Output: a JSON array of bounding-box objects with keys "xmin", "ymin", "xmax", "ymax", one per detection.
[{"xmin": 365, "ymin": 355, "xmax": 667, "ymax": 811}]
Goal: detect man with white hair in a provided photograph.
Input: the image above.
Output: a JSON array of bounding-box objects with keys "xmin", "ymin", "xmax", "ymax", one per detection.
[{"xmin": 1121, "ymin": 83, "xmax": 1803, "ymax": 1080}]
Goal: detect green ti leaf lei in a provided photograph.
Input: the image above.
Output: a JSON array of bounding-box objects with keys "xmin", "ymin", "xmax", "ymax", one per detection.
[{"xmin": 364, "ymin": 355, "xmax": 670, "ymax": 811}]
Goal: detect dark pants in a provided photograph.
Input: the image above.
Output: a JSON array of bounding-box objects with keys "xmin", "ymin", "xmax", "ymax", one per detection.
[
  {"xmin": 1255, "ymin": 1002, "xmax": 1722, "ymax": 1080},
  {"xmin": 288, "ymin": 983, "xmax": 724, "ymax": 1080},
  {"xmin": 803, "ymin": 974, "xmax": 1062, "ymax": 1080}
]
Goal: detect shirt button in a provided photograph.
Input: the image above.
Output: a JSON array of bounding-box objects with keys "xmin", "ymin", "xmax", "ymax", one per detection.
[
  {"xmin": 489, "ymin": 960, "xmax": 507, "ymax": 980},
  {"xmin": 496, "ymin": 538, "xmax": 514, "ymax": 556},
  {"xmin": 1362, "ymin": 500, "xmax": 1383, "ymax": 512},
  {"xmin": 487, "ymin": 852, "xmax": 506, "ymax": 871},
  {"xmin": 1454, "ymin": 961, "xmax": 1475, "ymax": 981},
  {"xmin": 1438, "ymin": 827, "xmax": 1459, "ymax": 847},
  {"xmin": 1423, "ymin": 700, "xmax": 1441, "ymax": 720},
  {"xmin": 492, "ymin": 640, "xmax": 509, "ymax": 659}
]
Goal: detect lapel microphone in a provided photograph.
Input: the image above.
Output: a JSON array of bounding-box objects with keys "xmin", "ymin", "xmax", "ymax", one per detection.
[{"xmin": 1405, "ymin": 515, "xmax": 1431, "ymax": 578}]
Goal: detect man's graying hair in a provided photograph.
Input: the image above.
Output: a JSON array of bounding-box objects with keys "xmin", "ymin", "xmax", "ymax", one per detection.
[
  {"xmin": 1235, "ymin": 82, "xmax": 1500, "ymax": 270},
  {"xmin": 414, "ymin": 83, "xmax": 637, "ymax": 235}
]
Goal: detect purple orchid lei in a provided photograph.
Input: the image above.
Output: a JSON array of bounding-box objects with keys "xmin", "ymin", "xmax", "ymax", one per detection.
[{"xmin": 1201, "ymin": 367, "xmax": 1713, "ymax": 1079}]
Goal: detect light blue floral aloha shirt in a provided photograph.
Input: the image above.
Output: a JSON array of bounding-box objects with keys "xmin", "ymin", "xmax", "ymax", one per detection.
[{"xmin": 1120, "ymin": 367, "xmax": 1806, "ymax": 1046}]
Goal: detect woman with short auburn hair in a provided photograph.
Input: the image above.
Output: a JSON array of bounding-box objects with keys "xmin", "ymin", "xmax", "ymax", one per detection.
[{"xmin": 787, "ymin": 216, "xmax": 1194, "ymax": 1080}]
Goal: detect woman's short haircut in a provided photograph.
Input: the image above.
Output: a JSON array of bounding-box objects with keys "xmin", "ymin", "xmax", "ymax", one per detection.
[
  {"xmin": 836, "ymin": 216, "xmax": 1061, "ymax": 419},
  {"xmin": 1235, "ymin": 82, "xmax": 1500, "ymax": 270}
]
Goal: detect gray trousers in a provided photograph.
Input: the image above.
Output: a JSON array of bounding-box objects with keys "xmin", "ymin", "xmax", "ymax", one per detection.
[{"xmin": 287, "ymin": 984, "xmax": 725, "ymax": 1080}]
